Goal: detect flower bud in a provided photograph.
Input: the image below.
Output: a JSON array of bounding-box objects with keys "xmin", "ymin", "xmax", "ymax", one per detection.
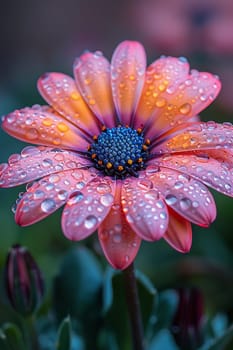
[
  {"xmin": 171, "ymin": 287, "xmax": 204, "ymax": 350},
  {"xmin": 5, "ymin": 244, "xmax": 44, "ymax": 316}
]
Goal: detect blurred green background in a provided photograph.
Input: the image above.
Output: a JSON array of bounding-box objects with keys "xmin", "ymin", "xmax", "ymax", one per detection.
[{"xmin": 0, "ymin": 0, "xmax": 233, "ymax": 349}]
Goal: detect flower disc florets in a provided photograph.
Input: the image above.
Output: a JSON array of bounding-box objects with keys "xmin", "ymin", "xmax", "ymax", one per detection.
[{"xmin": 88, "ymin": 126, "xmax": 150, "ymax": 178}]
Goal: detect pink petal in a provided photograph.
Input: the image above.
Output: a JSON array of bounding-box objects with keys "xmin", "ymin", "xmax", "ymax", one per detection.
[
  {"xmin": 134, "ymin": 56, "xmax": 190, "ymax": 129},
  {"xmin": 62, "ymin": 177, "xmax": 115, "ymax": 241},
  {"xmin": 150, "ymin": 152, "xmax": 233, "ymax": 197},
  {"xmin": 146, "ymin": 166, "xmax": 216, "ymax": 227},
  {"xmin": 15, "ymin": 168, "xmax": 97, "ymax": 226},
  {"xmin": 111, "ymin": 41, "xmax": 146, "ymax": 126},
  {"xmin": 2, "ymin": 106, "xmax": 89, "ymax": 151},
  {"xmin": 0, "ymin": 146, "xmax": 91, "ymax": 187},
  {"xmin": 37, "ymin": 73, "xmax": 100, "ymax": 136},
  {"xmin": 73, "ymin": 51, "xmax": 116, "ymax": 128},
  {"xmin": 134, "ymin": 56, "xmax": 221, "ymax": 138},
  {"xmin": 163, "ymin": 208, "xmax": 192, "ymax": 253},
  {"xmin": 98, "ymin": 181, "xmax": 141, "ymax": 270},
  {"xmin": 121, "ymin": 177, "xmax": 168, "ymax": 241},
  {"xmin": 155, "ymin": 121, "xmax": 233, "ymax": 153}
]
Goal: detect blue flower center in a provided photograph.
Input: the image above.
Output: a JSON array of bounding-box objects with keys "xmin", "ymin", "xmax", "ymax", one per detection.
[{"xmin": 88, "ymin": 126, "xmax": 150, "ymax": 179}]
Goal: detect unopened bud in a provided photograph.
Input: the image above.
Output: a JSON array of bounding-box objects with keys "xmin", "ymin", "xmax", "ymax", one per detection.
[
  {"xmin": 5, "ymin": 244, "xmax": 44, "ymax": 316},
  {"xmin": 171, "ymin": 287, "xmax": 204, "ymax": 350}
]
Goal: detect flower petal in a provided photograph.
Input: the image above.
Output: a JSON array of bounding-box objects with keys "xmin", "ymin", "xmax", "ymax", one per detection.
[
  {"xmin": 62, "ymin": 177, "xmax": 115, "ymax": 241},
  {"xmin": 98, "ymin": 181, "xmax": 141, "ymax": 270},
  {"xmin": 163, "ymin": 208, "xmax": 192, "ymax": 253},
  {"xmin": 146, "ymin": 166, "xmax": 216, "ymax": 227},
  {"xmin": 15, "ymin": 168, "xmax": 97, "ymax": 226},
  {"xmin": 134, "ymin": 56, "xmax": 221, "ymax": 138},
  {"xmin": 73, "ymin": 51, "xmax": 116, "ymax": 128},
  {"xmin": 121, "ymin": 177, "xmax": 168, "ymax": 241},
  {"xmin": 155, "ymin": 121, "xmax": 233, "ymax": 153},
  {"xmin": 0, "ymin": 146, "xmax": 91, "ymax": 187},
  {"xmin": 111, "ymin": 41, "xmax": 146, "ymax": 126},
  {"xmin": 150, "ymin": 153, "xmax": 233, "ymax": 197},
  {"xmin": 37, "ymin": 73, "xmax": 100, "ymax": 136},
  {"xmin": 2, "ymin": 106, "xmax": 89, "ymax": 151}
]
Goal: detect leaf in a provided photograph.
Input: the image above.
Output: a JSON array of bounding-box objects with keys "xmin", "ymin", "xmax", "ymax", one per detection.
[
  {"xmin": 56, "ymin": 316, "xmax": 71, "ymax": 350},
  {"xmin": 135, "ymin": 269, "xmax": 157, "ymax": 296},
  {"xmin": 53, "ymin": 246, "xmax": 103, "ymax": 321},
  {"xmin": 148, "ymin": 329, "xmax": 179, "ymax": 350},
  {"xmin": 199, "ymin": 324, "xmax": 233, "ymax": 350},
  {"xmin": 102, "ymin": 267, "xmax": 120, "ymax": 315},
  {"xmin": 0, "ymin": 323, "xmax": 25, "ymax": 350},
  {"xmin": 155, "ymin": 290, "xmax": 178, "ymax": 329}
]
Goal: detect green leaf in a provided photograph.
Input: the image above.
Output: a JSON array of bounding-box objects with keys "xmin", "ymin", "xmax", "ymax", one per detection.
[
  {"xmin": 102, "ymin": 267, "xmax": 120, "ymax": 315},
  {"xmin": 56, "ymin": 316, "xmax": 71, "ymax": 350},
  {"xmin": 135, "ymin": 269, "xmax": 157, "ymax": 296},
  {"xmin": 155, "ymin": 290, "xmax": 178, "ymax": 329},
  {"xmin": 199, "ymin": 324, "xmax": 233, "ymax": 350},
  {"xmin": 0, "ymin": 323, "xmax": 25, "ymax": 350},
  {"xmin": 53, "ymin": 246, "xmax": 103, "ymax": 321},
  {"xmin": 148, "ymin": 329, "xmax": 179, "ymax": 350}
]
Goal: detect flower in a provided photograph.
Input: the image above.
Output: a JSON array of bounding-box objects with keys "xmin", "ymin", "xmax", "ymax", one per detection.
[
  {"xmin": 0, "ymin": 41, "xmax": 233, "ymax": 270},
  {"xmin": 5, "ymin": 244, "xmax": 44, "ymax": 316}
]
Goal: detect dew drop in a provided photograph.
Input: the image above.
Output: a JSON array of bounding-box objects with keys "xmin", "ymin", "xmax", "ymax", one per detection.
[
  {"xmin": 26, "ymin": 128, "xmax": 39, "ymax": 140},
  {"xmin": 67, "ymin": 191, "xmax": 84, "ymax": 205},
  {"xmin": 174, "ymin": 181, "xmax": 184, "ymax": 189},
  {"xmin": 179, "ymin": 103, "xmax": 192, "ymax": 115},
  {"xmin": 97, "ymin": 183, "xmax": 112, "ymax": 194},
  {"xmin": 57, "ymin": 122, "xmax": 69, "ymax": 132},
  {"xmin": 42, "ymin": 158, "xmax": 53, "ymax": 167},
  {"xmin": 34, "ymin": 190, "xmax": 45, "ymax": 199},
  {"xmin": 165, "ymin": 194, "xmax": 178, "ymax": 205},
  {"xmin": 11, "ymin": 203, "xmax": 17, "ymax": 214},
  {"xmin": 155, "ymin": 98, "xmax": 166, "ymax": 108},
  {"xmin": 84, "ymin": 215, "xmax": 97, "ymax": 229},
  {"xmin": 57, "ymin": 190, "xmax": 68, "ymax": 200},
  {"xmin": 8, "ymin": 154, "xmax": 21, "ymax": 164},
  {"xmin": 113, "ymin": 233, "xmax": 122, "ymax": 243},
  {"xmin": 137, "ymin": 179, "xmax": 153, "ymax": 190},
  {"xmin": 100, "ymin": 193, "xmax": 114, "ymax": 207},
  {"xmin": 49, "ymin": 174, "xmax": 60, "ymax": 183},
  {"xmin": 41, "ymin": 198, "xmax": 56, "ymax": 212},
  {"xmin": 21, "ymin": 146, "xmax": 40, "ymax": 157},
  {"xmin": 180, "ymin": 198, "xmax": 192, "ymax": 210}
]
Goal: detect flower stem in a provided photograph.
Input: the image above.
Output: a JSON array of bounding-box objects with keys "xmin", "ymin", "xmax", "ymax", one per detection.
[
  {"xmin": 123, "ymin": 263, "xmax": 145, "ymax": 350},
  {"xmin": 22, "ymin": 315, "xmax": 40, "ymax": 350}
]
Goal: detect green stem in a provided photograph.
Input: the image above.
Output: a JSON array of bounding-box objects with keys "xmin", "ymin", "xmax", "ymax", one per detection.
[
  {"xmin": 22, "ymin": 315, "xmax": 40, "ymax": 350},
  {"xmin": 123, "ymin": 263, "xmax": 145, "ymax": 350}
]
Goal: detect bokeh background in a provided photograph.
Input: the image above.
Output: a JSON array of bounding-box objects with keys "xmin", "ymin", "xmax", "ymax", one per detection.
[{"xmin": 0, "ymin": 0, "xmax": 233, "ymax": 349}]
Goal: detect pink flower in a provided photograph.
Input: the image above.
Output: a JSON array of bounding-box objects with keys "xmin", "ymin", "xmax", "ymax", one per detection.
[{"xmin": 1, "ymin": 41, "xmax": 233, "ymax": 269}]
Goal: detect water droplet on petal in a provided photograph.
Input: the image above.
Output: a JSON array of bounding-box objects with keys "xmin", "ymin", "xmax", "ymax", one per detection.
[
  {"xmin": 113, "ymin": 233, "xmax": 122, "ymax": 243},
  {"xmin": 180, "ymin": 198, "xmax": 192, "ymax": 210},
  {"xmin": 57, "ymin": 190, "xmax": 68, "ymax": 201},
  {"xmin": 100, "ymin": 193, "xmax": 114, "ymax": 207},
  {"xmin": 34, "ymin": 190, "xmax": 45, "ymax": 199},
  {"xmin": 165, "ymin": 194, "xmax": 178, "ymax": 205},
  {"xmin": 97, "ymin": 183, "xmax": 112, "ymax": 194},
  {"xmin": 26, "ymin": 128, "xmax": 39, "ymax": 140},
  {"xmin": 67, "ymin": 191, "xmax": 84, "ymax": 205},
  {"xmin": 42, "ymin": 158, "xmax": 53, "ymax": 167},
  {"xmin": 41, "ymin": 198, "xmax": 56, "ymax": 212},
  {"xmin": 137, "ymin": 179, "xmax": 153, "ymax": 190},
  {"xmin": 179, "ymin": 103, "xmax": 192, "ymax": 115},
  {"xmin": 84, "ymin": 215, "xmax": 97, "ymax": 229}
]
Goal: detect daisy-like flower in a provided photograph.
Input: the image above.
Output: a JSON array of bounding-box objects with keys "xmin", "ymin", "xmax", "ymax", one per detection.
[{"xmin": 1, "ymin": 41, "xmax": 233, "ymax": 270}]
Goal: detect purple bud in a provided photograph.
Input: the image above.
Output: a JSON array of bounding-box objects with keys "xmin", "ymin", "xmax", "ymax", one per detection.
[
  {"xmin": 171, "ymin": 287, "xmax": 204, "ymax": 350},
  {"xmin": 5, "ymin": 244, "xmax": 44, "ymax": 316}
]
